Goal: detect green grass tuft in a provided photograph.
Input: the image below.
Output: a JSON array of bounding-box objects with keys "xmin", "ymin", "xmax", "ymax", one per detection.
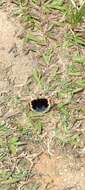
[{"xmin": 65, "ymin": 2, "xmax": 85, "ymax": 26}]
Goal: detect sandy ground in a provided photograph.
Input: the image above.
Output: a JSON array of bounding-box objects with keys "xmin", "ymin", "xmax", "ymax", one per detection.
[
  {"xmin": 0, "ymin": 5, "xmax": 32, "ymax": 96},
  {"xmin": 0, "ymin": 2, "xmax": 85, "ymax": 190}
]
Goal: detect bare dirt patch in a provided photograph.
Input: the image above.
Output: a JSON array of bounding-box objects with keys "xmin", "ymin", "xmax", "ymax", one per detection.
[
  {"xmin": 34, "ymin": 152, "xmax": 85, "ymax": 190},
  {"xmin": 0, "ymin": 6, "xmax": 32, "ymax": 96}
]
